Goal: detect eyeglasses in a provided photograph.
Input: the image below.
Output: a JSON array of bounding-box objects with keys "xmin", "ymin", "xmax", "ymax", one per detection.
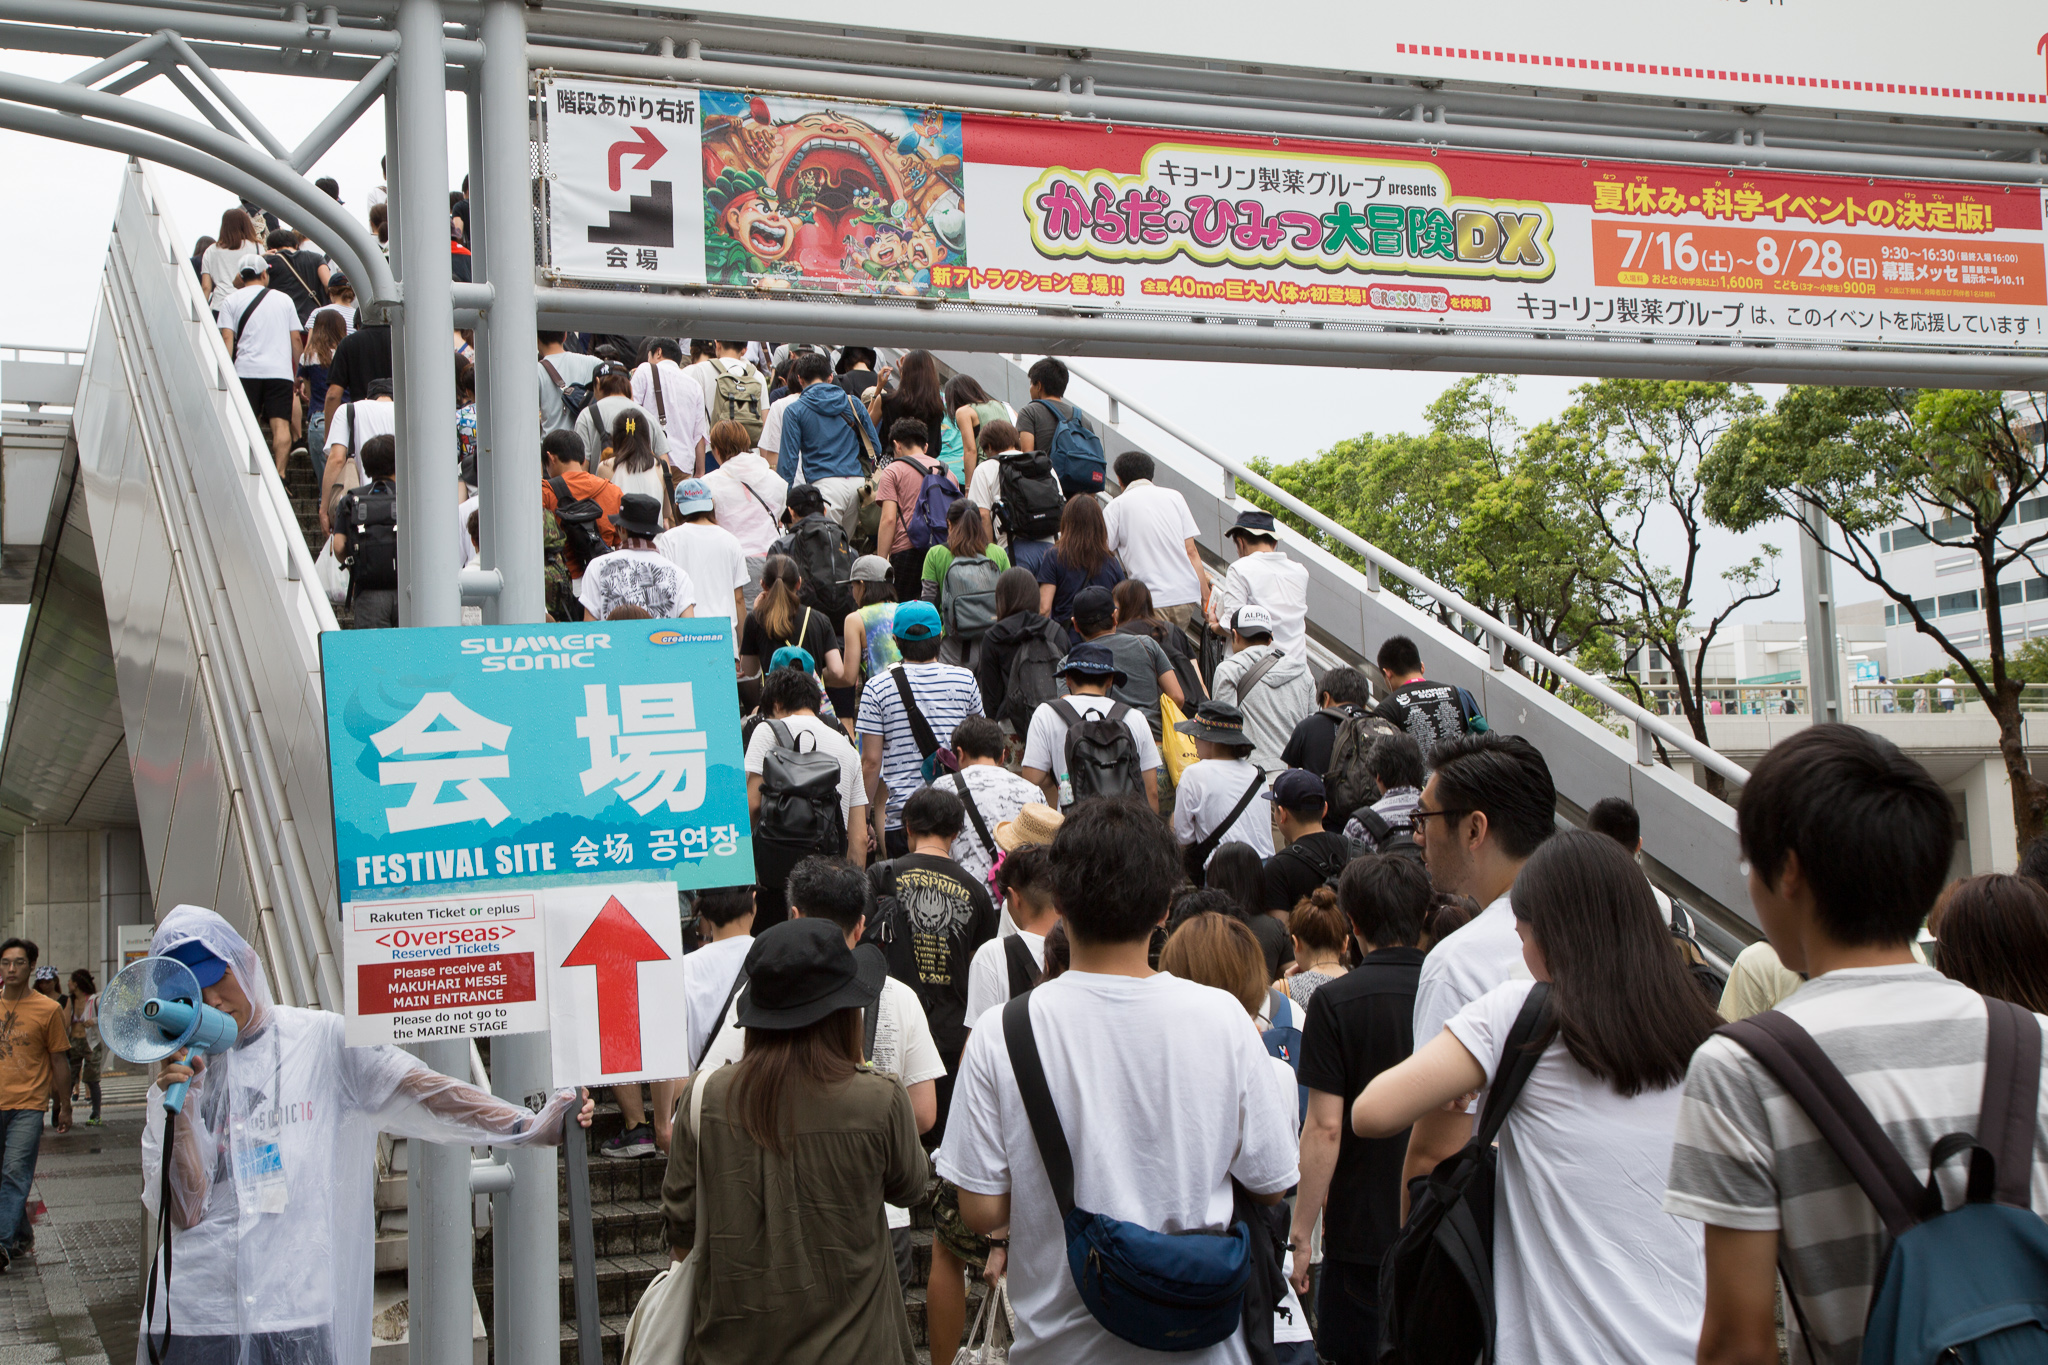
[{"xmin": 1409, "ymin": 807, "xmax": 1474, "ymax": 827}]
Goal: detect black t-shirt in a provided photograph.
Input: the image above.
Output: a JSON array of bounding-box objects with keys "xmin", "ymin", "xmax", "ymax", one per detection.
[
  {"xmin": 263, "ymin": 249, "xmax": 325, "ymax": 321},
  {"xmin": 1263, "ymin": 830, "xmax": 1353, "ymax": 913},
  {"xmin": 832, "ymin": 371, "xmax": 878, "ymax": 400},
  {"xmin": 327, "ymin": 324, "xmax": 393, "ymax": 404},
  {"xmin": 1374, "ymin": 678, "xmax": 1467, "ymax": 757},
  {"xmin": 1295, "ymin": 945, "xmax": 1427, "ymax": 1265},
  {"xmin": 1249, "ymin": 912, "xmax": 1293, "ymax": 979},
  {"xmin": 1279, "ymin": 706, "xmax": 1368, "ymax": 783},
  {"xmin": 740, "ymin": 604, "xmax": 842, "ymax": 667},
  {"xmin": 864, "ymin": 852, "xmax": 998, "ymax": 1068}
]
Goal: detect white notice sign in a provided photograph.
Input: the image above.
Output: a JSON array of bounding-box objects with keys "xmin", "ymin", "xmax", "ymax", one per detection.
[
  {"xmin": 543, "ymin": 881, "xmax": 689, "ymax": 1088},
  {"xmin": 341, "ymin": 890, "xmax": 549, "ymax": 1046}
]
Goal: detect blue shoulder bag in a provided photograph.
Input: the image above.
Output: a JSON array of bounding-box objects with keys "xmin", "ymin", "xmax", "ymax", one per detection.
[{"xmin": 1003, "ymin": 992, "xmax": 1252, "ymax": 1352}]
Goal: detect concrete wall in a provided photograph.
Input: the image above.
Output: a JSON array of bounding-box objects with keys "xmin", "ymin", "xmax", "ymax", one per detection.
[{"xmin": 0, "ymin": 826, "xmax": 154, "ymax": 985}]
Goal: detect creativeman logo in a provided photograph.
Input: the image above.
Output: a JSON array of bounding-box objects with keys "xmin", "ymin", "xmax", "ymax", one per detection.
[{"xmin": 648, "ymin": 630, "xmax": 686, "ymax": 646}]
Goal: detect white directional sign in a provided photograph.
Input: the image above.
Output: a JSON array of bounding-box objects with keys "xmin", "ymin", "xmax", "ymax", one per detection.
[
  {"xmin": 543, "ymin": 880, "xmax": 691, "ymax": 1088},
  {"xmin": 542, "ymin": 78, "xmax": 705, "ymax": 289}
]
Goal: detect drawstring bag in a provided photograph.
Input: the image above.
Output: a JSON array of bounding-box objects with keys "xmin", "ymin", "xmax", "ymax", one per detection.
[
  {"xmin": 951, "ymin": 1277, "xmax": 1014, "ymax": 1364},
  {"xmin": 1159, "ymin": 693, "xmax": 1198, "ymax": 785}
]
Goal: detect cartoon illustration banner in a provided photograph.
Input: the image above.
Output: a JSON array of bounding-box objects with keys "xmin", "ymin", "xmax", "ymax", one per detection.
[
  {"xmin": 538, "ymin": 75, "xmax": 2048, "ymax": 351},
  {"xmin": 320, "ymin": 619, "xmax": 752, "ymax": 907}
]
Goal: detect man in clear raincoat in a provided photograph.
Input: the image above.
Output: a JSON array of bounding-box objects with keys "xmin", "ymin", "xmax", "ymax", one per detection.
[{"xmin": 138, "ymin": 906, "xmax": 590, "ymax": 1365}]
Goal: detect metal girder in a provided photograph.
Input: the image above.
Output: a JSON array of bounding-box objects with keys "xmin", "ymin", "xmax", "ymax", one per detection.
[
  {"xmin": 0, "ymin": 0, "xmax": 481, "ymax": 60},
  {"xmin": 531, "ymin": 287, "xmax": 2048, "ymax": 390},
  {"xmin": 0, "ymin": 21, "xmax": 379, "ymax": 80}
]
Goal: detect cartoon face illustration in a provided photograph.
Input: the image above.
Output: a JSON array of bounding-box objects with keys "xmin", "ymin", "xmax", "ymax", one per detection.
[
  {"xmin": 722, "ymin": 192, "xmax": 797, "ymax": 261},
  {"xmin": 908, "ymin": 224, "xmax": 947, "ymax": 269},
  {"xmin": 866, "ymin": 227, "xmax": 911, "ymax": 269}
]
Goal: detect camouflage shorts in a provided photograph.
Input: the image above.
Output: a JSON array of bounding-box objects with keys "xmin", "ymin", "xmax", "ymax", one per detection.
[{"xmin": 927, "ymin": 1174, "xmax": 992, "ymax": 1269}]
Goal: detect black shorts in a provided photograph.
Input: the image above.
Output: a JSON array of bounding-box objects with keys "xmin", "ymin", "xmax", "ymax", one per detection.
[{"xmin": 241, "ymin": 376, "xmax": 294, "ymax": 423}]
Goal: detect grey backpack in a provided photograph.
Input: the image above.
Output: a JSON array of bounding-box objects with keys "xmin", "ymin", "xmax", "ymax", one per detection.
[{"xmin": 941, "ymin": 554, "xmax": 1003, "ymax": 641}]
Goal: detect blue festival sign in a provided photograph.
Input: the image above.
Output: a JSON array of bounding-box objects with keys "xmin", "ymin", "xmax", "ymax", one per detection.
[{"xmin": 321, "ymin": 621, "xmax": 752, "ymax": 904}]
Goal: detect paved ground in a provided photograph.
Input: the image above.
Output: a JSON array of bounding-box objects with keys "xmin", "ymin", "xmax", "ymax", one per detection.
[{"xmin": 0, "ymin": 1073, "xmax": 150, "ymax": 1365}]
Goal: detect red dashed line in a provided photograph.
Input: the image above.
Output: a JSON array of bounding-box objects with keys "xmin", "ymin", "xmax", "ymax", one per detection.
[{"xmin": 1393, "ymin": 44, "xmax": 2043, "ymax": 104}]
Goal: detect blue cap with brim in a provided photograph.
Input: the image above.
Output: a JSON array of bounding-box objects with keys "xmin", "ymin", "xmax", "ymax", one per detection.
[{"xmin": 164, "ymin": 940, "xmax": 228, "ymax": 988}]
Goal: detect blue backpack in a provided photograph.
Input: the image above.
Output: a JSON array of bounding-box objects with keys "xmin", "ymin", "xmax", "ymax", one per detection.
[
  {"xmin": 1722, "ymin": 1000, "xmax": 2048, "ymax": 1365},
  {"xmin": 900, "ymin": 452, "xmax": 961, "ymax": 551},
  {"xmin": 1031, "ymin": 398, "xmax": 1106, "ymax": 498},
  {"xmin": 1264, "ymin": 988, "xmax": 1307, "ymax": 1129}
]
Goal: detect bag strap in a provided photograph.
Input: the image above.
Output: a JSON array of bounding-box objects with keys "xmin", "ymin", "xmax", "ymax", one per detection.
[
  {"xmin": 831, "ymin": 390, "xmax": 879, "ymax": 472},
  {"xmin": 1002, "ymin": 992, "xmax": 1076, "ymax": 1218},
  {"xmin": 1350, "ymin": 806, "xmax": 1392, "ymax": 845},
  {"xmin": 541, "ymin": 357, "xmax": 568, "ymax": 394},
  {"xmin": 692, "ymin": 971, "xmax": 746, "ymax": 1073},
  {"xmin": 648, "ymin": 366, "xmax": 668, "ymax": 423},
  {"xmin": 1283, "ymin": 838, "xmax": 1345, "ymax": 880},
  {"xmin": 230, "ymin": 285, "xmax": 277, "ymax": 361},
  {"xmin": 548, "ymin": 475, "xmax": 573, "ymax": 508},
  {"xmin": 1472, "ymin": 981, "xmax": 1554, "ymax": 1149},
  {"xmin": 856, "ymin": 943, "xmax": 887, "ymax": 1062},
  {"xmin": 1235, "ymin": 647, "xmax": 1283, "ymax": 697},
  {"xmin": 1189, "ymin": 768, "xmax": 1267, "ymax": 871},
  {"xmin": 741, "ymin": 477, "xmax": 775, "ymax": 518},
  {"xmin": 1718, "ymin": 1011, "xmax": 1926, "ymax": 1238},
  {"xmin": 891, "ymin": 666, "xmax": 940, "ymax": 759},
  {"xmin": 1266, "ymin": 987, "xmax": 1292, "ymax": 1032},
  {"xmin": 1977, "ymin": 996, "xmax": 2042, "ymax": 1208},
  {"xmin": 952, "ymin": 771, "xmax": 997, "ymax": 860},
  {"xmin": 1005, "ymin": 934, "xmax": 1042, "ymax": 997},
  {"xmin": 765, "ymin": 717, "xmax": 813, "ymax": 754}
]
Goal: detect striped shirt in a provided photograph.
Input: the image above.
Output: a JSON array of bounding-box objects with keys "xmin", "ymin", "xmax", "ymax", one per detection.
[
  {"xmin": 856, "ymin": 662, "xmax": 983, "ymax": 830},
  {"xmin": 1664, "ymin": 964, "xmax": 2048, "ymax": 1364}
]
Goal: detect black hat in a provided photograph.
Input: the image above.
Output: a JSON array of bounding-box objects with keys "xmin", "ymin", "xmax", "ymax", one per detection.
[
  {"xmin": 615, "ymin": 492, "xmax": 663, "ymax": 539},
  {"xmin": 1055, "ymin": 641, "xmax": 1127, "ymax": 686},
  {"xmin": 1228, "ymin": 510, "xmax": 1279, "ymax": 543},
  {"xmin": 734, "ymin": 920, "xmax": 885, "ymax": 1031},
  {"xmin": 1174, "ymin": 698, "xmax": 1251, "ymax": 745}
]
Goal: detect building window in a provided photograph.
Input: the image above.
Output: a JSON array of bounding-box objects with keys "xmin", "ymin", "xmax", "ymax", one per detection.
[
  {"xmin": 1885, "ymin": 604, "xmax": 1896, "ymax": 626},
  {"xmin": 2028, "ymin": 578, "xmax": 2048, "ymax": 602},
  {"xmin": 1937, "ymin": 590, "xmax": 1979, "ymax": 617},
  {"xmin": 2022, "ymin": 496, "xmax": 2048, "ymax": 523},
  {"xmin": 1930, "ymin": 515, "xmax": 1971, "ymax": 542},
  {"xmin": 2001, "ymin": 581, "xmax": 2025, "ymax": 606},
  {"xmin": 1914, "ymin": 596, "xmax": 1935, "ymax": 618},
  {"xmin": 1936, "ymin": 553, "xmax": 1977, "ymax": 578}
]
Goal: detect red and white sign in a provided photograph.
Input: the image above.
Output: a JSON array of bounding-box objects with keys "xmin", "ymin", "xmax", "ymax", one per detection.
[
  {"xmin": 341, "ymin": 891, "xmax": 549, "ymax": 1045},
  {"xmin": 543, "ymin": 882, "xmax": 690, "ymax": 1087}
]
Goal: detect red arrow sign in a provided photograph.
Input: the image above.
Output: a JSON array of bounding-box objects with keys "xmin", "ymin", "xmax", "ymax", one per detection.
[
  {"xmin": 560, "ymin": 895, "xmax": 670, "ymax": 1073},
  {"xmin": 606, "ymin": 126, "xmax": 666, "ymax": 192}
]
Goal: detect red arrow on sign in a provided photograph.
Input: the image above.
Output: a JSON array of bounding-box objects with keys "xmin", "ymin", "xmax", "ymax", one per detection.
[
  {"xmin": 606, "ymin": 126, "xmax": 666, "ymax": 192},
  {"xmin": 560, "ymin": 895, "xmax": 670, "ymax": 1073}
]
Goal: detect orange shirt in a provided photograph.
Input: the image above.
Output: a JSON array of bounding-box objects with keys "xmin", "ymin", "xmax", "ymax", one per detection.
[
  {"xmin": 0, "ymin": 992, "xmax": 69, "ymax": 1110},
  {"xmin": 541, "ymin": 469, "xmax": 623, "ymax": 575}
]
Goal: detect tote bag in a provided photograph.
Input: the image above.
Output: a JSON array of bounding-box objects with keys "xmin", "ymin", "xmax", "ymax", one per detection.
[{"xmin": 621, "ymin": 1076, "xmax": 710, "ymax": 1365}]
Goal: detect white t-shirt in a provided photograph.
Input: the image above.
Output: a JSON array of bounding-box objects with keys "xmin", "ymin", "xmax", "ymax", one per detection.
[
  {"xmin": 1021, "ymin": 693, "xmax": 1161, "ymax": 807},
  {"xmin": 1413, "ymin": 893, "xmax": 1531, "ymax": 1047},
  {"xmin": 1169, "ymin": 757, "xmax": 1275, "ymax": 865},
  {"xmin": 655, "ymin": 522, "xmax": 749, "ymax": 655},
  {"xmin": 967, "ymin": 451, "xmax": 1052, "ymax": 551},
  {"xmin": 310, "ymin": 302, "xmax": 355, "ymax": 336},
  {"xmin": 934, "ymin": 764, "xmax": 1046, "ymax": 888},
  {"xmin": 1215, "ymin": 551, "xmax": 1311, "ymax": 662},
  {"xmin": 937, "ymin": 972, "xmax": 1300, "ymax": 1365},
  {"xmin": 201, "ymin": 242, "xmax": 251, "ymax": 307},
  {"xmin": 742, "ymin": 713, "xmax": 866, "ymax": 830},
  {"xmin": 682, "ymin": 358, "xmax": 720, "ymax": 412},
  {"xmin": 217, "ymin": 284, "xmax": 302, "ymax": 380},
  {"xmin": 632, "ymin": 358, "xmax": 710, "ymax": 463},
  {"xmin": 1447, "ymin": 980, "xmax": 1703, "ymax": 1365},
  {"xmin": 757, "ymin": 390, "xmax": 803, "ymax": 456},
  {"xmin": 574, "ymin": 547, "xmax": 697, "ymax": 621},
  {"xmin": 964, "ymin": 929, "xmax": 1047, "ymax": 1030},
  {"xmin": 329, "ymin": 397, "xmax": 396, "ymax": 460},
  {"xmin": 1103, "ymin": 480, "xmax": 1203, "ymax": 608},
  {"xmin": 681, "ymin": 934, "xmax": 751, "ymax": 1069}
]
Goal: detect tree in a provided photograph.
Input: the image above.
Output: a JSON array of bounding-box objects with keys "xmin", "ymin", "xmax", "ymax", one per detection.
[
  {"xmin": 1551, "ymin": 380, "xmax": 1780, "ymax": 785},
  {"xmin": 1249, "ymin": 377, "xmax": 1614, "ymax": 689},
  {"xmin": 1704, "ymin": 386, "xmax": 2048, "ymax": 851}
]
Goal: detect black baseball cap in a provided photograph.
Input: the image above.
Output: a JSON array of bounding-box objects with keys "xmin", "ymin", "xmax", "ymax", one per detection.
[{"xmin": 734, "ymin": 920, "xmax": 885, "ymax": 1031}]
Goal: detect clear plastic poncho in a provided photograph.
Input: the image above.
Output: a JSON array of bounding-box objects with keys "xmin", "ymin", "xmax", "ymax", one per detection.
[{"xmin": 138, "ymin": 906, "xmax": 579, "ymax": 1365}]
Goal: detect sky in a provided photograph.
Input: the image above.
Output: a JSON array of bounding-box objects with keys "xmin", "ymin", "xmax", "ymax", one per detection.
[{"xmin": 0, "ymin": 48, "xmax": 1846, "ymax": 653}]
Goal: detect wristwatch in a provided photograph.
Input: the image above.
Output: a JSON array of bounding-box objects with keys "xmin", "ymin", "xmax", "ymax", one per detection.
[{"xmin": 985, "ymin": 1236, "xmax": 1009, "ymax": 1248}]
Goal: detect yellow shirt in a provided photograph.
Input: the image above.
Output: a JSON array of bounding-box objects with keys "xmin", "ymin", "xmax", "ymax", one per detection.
[{"xmin": 0, "ymin": 992, "xmax": 69, "ymax": 1110}]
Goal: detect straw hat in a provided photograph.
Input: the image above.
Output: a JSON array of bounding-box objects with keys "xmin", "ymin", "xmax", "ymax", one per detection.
[{"xmin": 994, "ymin": 802, "xmax": 1063, "ymax": 850}]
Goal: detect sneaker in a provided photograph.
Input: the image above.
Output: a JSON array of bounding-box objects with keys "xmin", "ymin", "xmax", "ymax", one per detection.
[
  {"xmin": 84, "ymin": 1116, "xmax": 102, "ymax": 1127},
  {"xmin": 0, "ymin": 1246, "xmax": 11, "ymax": 1274},
  {"xmin": 598, "ymin": 1125, "xmax": 655, "ymax": 1159}
]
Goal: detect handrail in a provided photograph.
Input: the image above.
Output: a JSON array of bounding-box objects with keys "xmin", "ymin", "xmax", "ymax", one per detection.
[{"xmin": 1060, "ymin": 361, "xmax": 1752, "ymax": 788}]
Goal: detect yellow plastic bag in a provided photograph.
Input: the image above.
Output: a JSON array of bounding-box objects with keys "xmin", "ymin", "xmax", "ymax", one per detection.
[{"xmin": 1159, "ymin": 692, "xmax": 1198, "ymax": 786}]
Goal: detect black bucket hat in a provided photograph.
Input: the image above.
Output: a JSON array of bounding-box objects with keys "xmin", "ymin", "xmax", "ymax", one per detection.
[
  {"xmin": 734, "ymin": 920, "xmax": 885, "ymax": 1031},
  {"xmin": 1174, "ymin": 698, "xmax": 1252, "ymax": 745}
]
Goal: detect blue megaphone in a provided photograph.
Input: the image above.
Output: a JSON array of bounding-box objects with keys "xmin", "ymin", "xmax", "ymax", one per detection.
[{"xmin": 101, "ymin": 957, "xmax": 240, "ymax": 1113}]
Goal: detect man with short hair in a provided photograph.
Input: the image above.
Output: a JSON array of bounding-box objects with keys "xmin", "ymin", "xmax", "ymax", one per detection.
[
  {"xmin": 941, "ymin": 799, "xmax": 1299, "ymax": 1363},
  {"xmin": 262, "ymin": 226, "xmax": 328, "ymax": 323},
  {"xmin": 1015, "ymin": 357, "xmax": 1089, "ymax": 453},
  {"xmin": 776, "ymin": 351, "xmax": 880, "ymax": 537},
  {"xmin": 874, "ymin": 417, "xmax": 954, "ymax": 602},
  {"xmin": 866, "ymin": 786, "xmax": 996, "ymax": 1147},
  {"xmin": 1262, "ymin": 769, "xmax": 1354, "ymax": 913},
  {"xmin": 1209, "ymin": 605, "xmax": 1315, "ymax": 774},
  {"xmin": 1281, "ymin": 665, "xmax": 1377, "ymax": 786},
  {"xmin": 1372, "ymin": 634, "xmax": 1476, "ymax": 762},
  {"xmin": 1400, "ymin": 732, "xmax": 1556, "ymax": 1208},
  {"xmin": 0, "ymin": 937, "xmax": 71, "ymax": 1268},
  {"xmin": 857, "ymin": 601, "xmax": 984, "ymax": 857},
  {"xmin": 1102, "ymin": 449, "xmax": 1209, "ymax": 631},
  {"xmin": 1211, "ymin": 510, "xmax": 1309, "ymax": 662},
  {"xmin": 1019, "ymin": 642, "xmax": 1162, "ymax": 813},
  {"xmin": 1666, "ymin": 724, "xmax": 2048, "ymax": 1365},
  {"xmin": 928, "ymin": 716, "xmax": 1042, "ymax": 889},
  {"xmin": 216, "ymin": 253, "xmax": 304, "ymax": 474},
  {"xmin": 632, "ymin": 338, "xmax": 710, "ymax": 470},
  {"xmin": 537, "ymin": 331, "xmax": 603, "ymax": 436},
  {"xmin": 1065, "ymin": 585, "xmax": 1184, "ymax": 740},
  {"xmin": 1171, "ymin": 699, "xmax": 1276, "ymax": 867},
  {"xmin": 1585, "ymin": 795, "xmax": 1674, "ymax": 924},
  {"xmin": 679, "ymin": 338, "xmax": 719, "ymax": 409},
  {"xmin": 1341, "ymin": 733, "xmax": 1426, "ymax": 847},
  {"xmin": 703, "ymin": 340, "xmax": 768, "ymax": 445},
  {"xmin": 746, "ymin": 665, "xmax": 867, "ymax": 929},
  {"xmin": 655, "ymin": 478, "xmax": 748, "ymax": 654},
  {"xmin": 540, "ymin": 428, "xmax": 623, "ymax": 582},
  {"xmin": 322, "ymin": 377, "xmax": 396, "ymax": 533},
  {"xmin": 647, "ymin": 885, "xmax": 755, "ymax": 1153},
  {"xmin": 329, "ymin": 433, "xmax": 400, "ymax": 629},
  {"xmin": 575, "ymin": 493, "xmax": 698, "ymax": 620}
]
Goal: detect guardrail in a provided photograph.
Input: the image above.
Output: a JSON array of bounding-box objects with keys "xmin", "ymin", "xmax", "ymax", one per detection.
[{"xmin": 1623, "ymin": 680, "xmax": 2048, "ymax": 718}]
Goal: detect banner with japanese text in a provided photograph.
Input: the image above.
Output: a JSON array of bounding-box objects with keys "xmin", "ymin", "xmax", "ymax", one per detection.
[{"xmin": 539, "ymin": 74, "xmax": 2048, "ymax": 353}]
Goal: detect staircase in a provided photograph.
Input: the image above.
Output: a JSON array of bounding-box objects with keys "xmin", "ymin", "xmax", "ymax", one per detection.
[
  {"xmin": 282, "ymin": 442, "xmax": 351, "ymax": 625},
  {"xmin": 483, "ymin": 1093, "xmax": 983, "ymax": 1365}
]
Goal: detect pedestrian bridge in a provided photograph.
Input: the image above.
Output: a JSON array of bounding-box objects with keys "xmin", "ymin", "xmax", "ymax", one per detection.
[{"xmin": 0, "ymin": 161, "xmax": 1758, "ymax": 1008}]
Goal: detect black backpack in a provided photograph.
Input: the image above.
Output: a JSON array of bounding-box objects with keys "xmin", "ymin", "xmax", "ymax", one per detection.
[
  {"xmin": 1322, "ymin": 707, "xmax": 1401, "ymax": 819},
  {"xmin": 341, "ymin": 480, "xmax": 399, "ymax": 592},
  {"xmin": 995, "ymin": 449, "xmax": 1065, "ymax": 541},
  {"xmin": 1379, "ymin": 983, "xmax": 1553, "ymax": 1365},
  {"xmin": 1001, "ymin": 629, "xmax": 1065, "ymax": 736},
  {"xmin": 1281, "ymin": 837, "xmax": 1350, "ymax": 890},
  {"xmin": 1346, "ymin": 804, "xmax": 1423, "ymax": 865},
  {"xmin": 1053, "ymin": 698, "xmax": 1144, "ymax": 804},
  {"xmin": 547, "ymin": 476, "xmax": 611, "ymax": 570},
  {"xmin": 787, "ymin": 515, "xmax": 856, "ymax": 623},
  {"xmin": 754, "ymin": 719, "xmax": 847, "ymax": 857}
]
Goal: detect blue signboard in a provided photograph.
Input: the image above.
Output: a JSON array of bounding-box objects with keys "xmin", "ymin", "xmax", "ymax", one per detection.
[{"xmin": 320, "ymin": 622, "xmax": 752, "ymax": 903}]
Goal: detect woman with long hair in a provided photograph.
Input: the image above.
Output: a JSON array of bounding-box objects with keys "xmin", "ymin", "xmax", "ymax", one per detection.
[
  {"xmin": 1355, "ymin": 830, "xmax": 1718, "ymax": 1365},
  {"xmin": 1204, "ymin": 840, "xmax": 1293, "ymax": 978},
  {"xmin": 740, "ymin": 555, "xmax": 844, "ymax": 711},
  {"xmin": 1114, "ymin": 578, "xmax": 1206, "ymax": 701},
  {"xmin": 871, "ymin": 349, "xmax": 965, "ymax": 480},
  {"xmin": 1283, "ymin": 888, "xmax": 1350, "ymax": 1006},
  {"xmin": 300, "ymin": 309, "xmax": 348, "ymax": 459},
  {"xmin": 66, "ymin": 969, "xmax": 101, "ymax": 1127},
  {"xmin": 1036, "ymin": 494, "xmax": 1124, "ymax": 634},
  {"xmin": 1930, "ymin": 872, "xmax": 2048, "ymax": 1012},
  {"xmin": 600, "ymin": 406, "xmax": 667, "ymax": 510},
  {"xmin": 922, "ymin": 498, "xmax": 1011, "ymax": 667},
  {"xmin": 200, "ymin": 208, "xmax": 260, "ymax": 306},
  {"xmin": 946, "ymin": 373, "xmax": 1010, "ymax": 478},
  {"xmin": 662, "ymin": 920, "xmax": 927, "ymax": 1363},
  {"xmin": 974, "ymin": 565, "xmax": 1067, "ymax": 734}
]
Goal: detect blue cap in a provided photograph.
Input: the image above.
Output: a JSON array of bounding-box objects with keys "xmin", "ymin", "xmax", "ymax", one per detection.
[
  {"xmin": 893, "ymin": 600, "xmax": 942, "ymax": 641},
  {"xmin": 164, "ymin": 940, "xmax": 228, "ymax": 988},
  {"xmin": 672, "ymin": 477, "xmax": 715, "ymax": 516},
  {"xmin": 769, "ymin": 645, "xmax": 817, "ymax": 674}
]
